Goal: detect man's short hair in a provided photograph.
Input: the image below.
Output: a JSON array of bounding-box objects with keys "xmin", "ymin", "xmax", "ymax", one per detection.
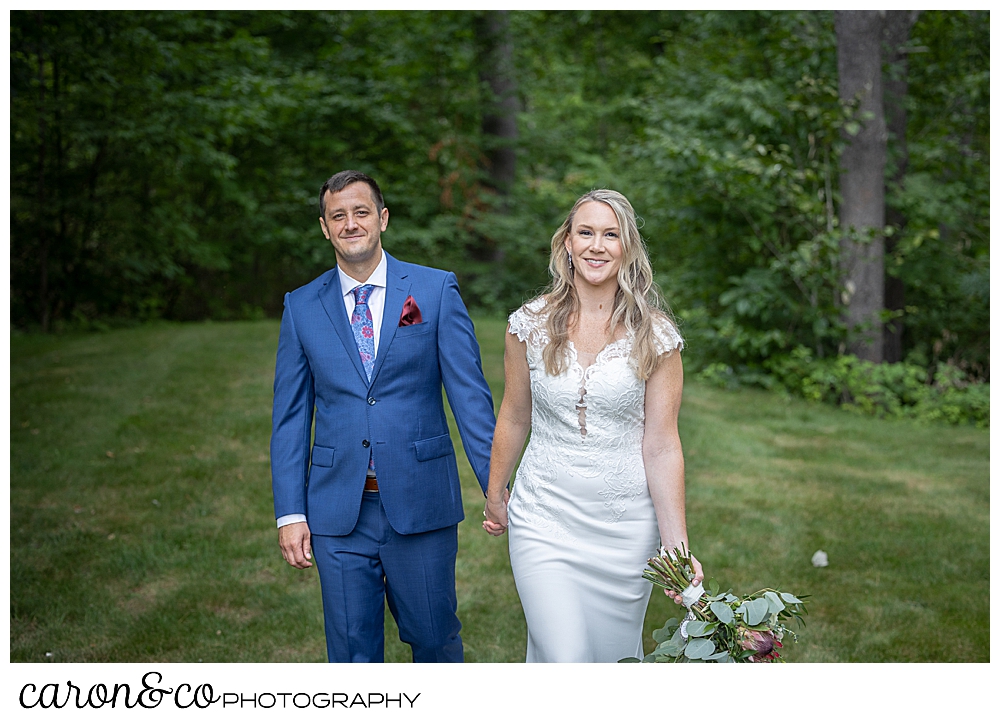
[{"xmin": 319, "ymin": 170, "xmax": 385, "ymax": 217}]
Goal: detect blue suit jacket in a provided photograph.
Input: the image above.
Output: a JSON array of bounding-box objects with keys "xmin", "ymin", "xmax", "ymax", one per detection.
[{"xmin": 270, "ymin": 253, "xmax": 496, "ymax": 536}]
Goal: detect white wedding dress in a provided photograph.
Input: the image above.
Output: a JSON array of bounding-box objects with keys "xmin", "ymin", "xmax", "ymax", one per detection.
[{"xmin": 506, "ymin": 298, "xmax": 684, "ymax": 663}]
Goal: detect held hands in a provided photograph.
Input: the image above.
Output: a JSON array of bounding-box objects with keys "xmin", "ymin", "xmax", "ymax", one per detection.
[
  {"xmin": 278, "ymin": 521, "xmax": 313, "ymax": 569},
  {"xmin": 482, "ymin": 488, "xmax": 510, "ymax": 536}
]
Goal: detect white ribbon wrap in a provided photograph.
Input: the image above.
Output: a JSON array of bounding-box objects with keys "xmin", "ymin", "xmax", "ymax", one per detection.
[{"xmin": 681, "ymin": 581, "xmax": 705, "ymax": 608}]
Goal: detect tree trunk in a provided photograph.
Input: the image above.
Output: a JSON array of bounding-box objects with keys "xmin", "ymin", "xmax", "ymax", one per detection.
[
  {"xmin": 836, "ymin": 10, "xmax": 887, "ymax": 362},
  {"xmin": 36, "ymin": 12, "xmax": 50, "ymax": 333},
  {"xmin": 882, "ymin": 10, "xmax": 919, "ymax": 363},
  {"xmin": 475, "ymin": 11, "xmax": 519, "ymax": 198}
]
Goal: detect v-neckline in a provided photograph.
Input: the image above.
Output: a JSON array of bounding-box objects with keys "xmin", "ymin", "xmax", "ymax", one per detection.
[{"xmin": 567, "ymin": 337, "xmax": 629, "ymax": 376}]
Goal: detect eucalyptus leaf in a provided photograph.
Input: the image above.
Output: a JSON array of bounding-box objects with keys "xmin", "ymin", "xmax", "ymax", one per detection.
[
  {"xmin": 780, "ymin": 592, "xmax": 803, "ymax": 604},
  {"xmin": 745, "ymin": 598, "xmax": 770, "ymax": 626},
  {"xmin": 708, "ymin": 578, "xmax": 720, "ymax": 596},
  {"xmin": 706, "ymin": 651, "xmax": 730, "ymax": 662},
  {"xmin": 684, "ymin": 621, "xmax": 718, "ymax": 638},
  {"xmin": 724, "ymin": 593, "xmax": 739, "ymax": 603},
  {"xmin": 657, "ymin": 638, "xmax": 685, "ymax": 657},
  {"xmin": 619, "ymin": 657, "xmax": 641, "ymax": 663},
  {"xmin": 659, "ymin": 632, "xmax": 686, "ymax": 657},
  {"xmin": 642, "ymin": 653, "xmax": 657, "ymax": 663},
  {"xmin": 684, "ymin": 638, "xmax": 715, "ymax": 660},
  {"xmin": 709, "ymin": 601, "xmax": 735, "ymax": 624},
  {"xmin": 764, "ymin": 591, "xmax": 785, "ymax": 613},
  {"xmin": 652, "ymin": 620, "xmax": 679, "ymax": 644}
]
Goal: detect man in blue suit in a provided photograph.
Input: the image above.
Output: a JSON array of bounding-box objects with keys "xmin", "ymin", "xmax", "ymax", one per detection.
[{"xmin": 270, "ymin": 170, "xmax": 496, "ymax": 662}]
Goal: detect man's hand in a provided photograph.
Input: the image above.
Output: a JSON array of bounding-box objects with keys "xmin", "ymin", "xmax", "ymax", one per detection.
[{"xmin": 278, "ymin": 521, "xmax": 313, "ymax": 569}]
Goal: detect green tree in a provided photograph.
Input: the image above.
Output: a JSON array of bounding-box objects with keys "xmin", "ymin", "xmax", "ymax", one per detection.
[
  {"xmin": 625, "ymin": 12, "xmax": 847, "ymax": 368},
  {"xmin": 10, "ymin": 10, "xmax": 989, "ymax": 394},
  {"xmin": 887, "ymin": 10, "xmax": 989, "ymax": 379},
  {"xmin": 881, "ymin": 10, "xmax": 920, "ymax": 363}
]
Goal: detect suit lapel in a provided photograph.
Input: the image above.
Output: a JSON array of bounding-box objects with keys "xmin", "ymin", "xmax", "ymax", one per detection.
[
  {"xmin": 318, "ymin": 269, "xmax": 370, "ymax": 385},
  {"xmin": 371, "ymin": 254, "xmax": 411, "ymax": 385}
]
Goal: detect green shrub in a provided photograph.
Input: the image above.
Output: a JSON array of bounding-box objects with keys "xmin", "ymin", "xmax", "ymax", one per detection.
[{"xmin": 697, "ymin": 347, "xmax": 989, "ymax": 428}]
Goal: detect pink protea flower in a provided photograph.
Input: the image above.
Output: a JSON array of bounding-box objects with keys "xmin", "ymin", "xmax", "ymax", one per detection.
[{"xmin": 739, "ymin": 629, "xmax": 781, "ymax": 662}]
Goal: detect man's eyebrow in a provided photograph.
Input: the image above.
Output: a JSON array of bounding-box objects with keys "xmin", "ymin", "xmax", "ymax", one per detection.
[{"xmin": 328, "ymin": 202, "xmax": 373, "ymax": 214}]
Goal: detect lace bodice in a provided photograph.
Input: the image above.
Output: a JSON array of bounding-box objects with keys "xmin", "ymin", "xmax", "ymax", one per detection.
[{"xmin": 507, "ymin": 297, "xmax": 683, "ymax": 528}]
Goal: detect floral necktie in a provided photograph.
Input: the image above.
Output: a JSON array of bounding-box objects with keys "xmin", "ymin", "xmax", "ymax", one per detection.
[
  {"xmin": 351, "ymin": 284, "xmax": 376, "ymax": 473},
  {"xmin": 351, "ymin": 284, "xmax": 376, "ymax": 381}
]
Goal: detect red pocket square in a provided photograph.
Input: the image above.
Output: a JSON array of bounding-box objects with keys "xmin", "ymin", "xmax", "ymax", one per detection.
[{"xmin": 399, "ymin": 295, "xmax": 423, "ymax": 326}]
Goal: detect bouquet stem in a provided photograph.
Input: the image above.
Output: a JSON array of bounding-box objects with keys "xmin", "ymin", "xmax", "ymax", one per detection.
[{"xmin": 644, "ymin": 545, "xmax": 710, "ymax": 619}]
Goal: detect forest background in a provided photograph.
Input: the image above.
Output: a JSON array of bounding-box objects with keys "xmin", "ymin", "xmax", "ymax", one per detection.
[{"xmin": 10, "ymin": 9, "xmax": 990, "ymax": 416}]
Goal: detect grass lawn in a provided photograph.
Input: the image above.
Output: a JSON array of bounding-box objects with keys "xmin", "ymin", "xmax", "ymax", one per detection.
[{"xmin": 10, "ymin": 319, "xmax": 989, "ymax": 662}]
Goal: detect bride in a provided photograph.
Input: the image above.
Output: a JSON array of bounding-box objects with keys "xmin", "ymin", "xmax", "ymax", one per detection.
[{"xmin": 483, "ymin": 189, "xmax": 703, "ymax": 663}]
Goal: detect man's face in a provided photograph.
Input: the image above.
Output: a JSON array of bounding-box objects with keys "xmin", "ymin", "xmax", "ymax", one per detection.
[{"xmin": 319, "ymin": 182, "xmax": 389, "ymax": 269}]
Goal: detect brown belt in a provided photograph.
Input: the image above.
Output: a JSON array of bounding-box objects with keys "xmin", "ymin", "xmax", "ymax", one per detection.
[{"xmin": 364, "ymin": 476, "xmax": 379, "ymax": 492}]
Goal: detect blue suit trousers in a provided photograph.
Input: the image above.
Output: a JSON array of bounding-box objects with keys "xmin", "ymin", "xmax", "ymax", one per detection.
[{"xmin": 310, "ymin": 492, "xmax": 463, "ymax": 663}]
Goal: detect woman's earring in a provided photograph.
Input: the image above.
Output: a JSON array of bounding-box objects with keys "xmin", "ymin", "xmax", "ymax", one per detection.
[{"xmin": 567, "ymin": 250, "xmax": 573, "ymax": 271}]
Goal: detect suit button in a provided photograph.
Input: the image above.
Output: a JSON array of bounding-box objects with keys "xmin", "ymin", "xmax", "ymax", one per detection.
[
  {"xmin": 362, "ymin": 440, "xmax": 370, "ymax": 448},
  {"xmin": 367, "ymin": 397, "xmax": 376, "ymax": 406}
]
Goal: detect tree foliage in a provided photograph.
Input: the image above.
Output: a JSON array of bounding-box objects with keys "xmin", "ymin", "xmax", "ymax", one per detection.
[
  {"xmin": 10, "ymin": 11, "xmax": 989, "ymax": 394},
  {"xmin": 626, "ymin": 12, "xmax": 848, "ymax": 369}
]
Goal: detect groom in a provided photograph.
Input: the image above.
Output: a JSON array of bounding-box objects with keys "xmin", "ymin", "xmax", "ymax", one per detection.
[{"xmin": 270, "ymin": 170, "xmax": 496, "ymax": 662}]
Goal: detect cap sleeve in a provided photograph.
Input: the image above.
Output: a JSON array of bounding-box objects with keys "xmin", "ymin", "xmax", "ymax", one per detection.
[
  {"xmin": 507, "ymin": 297, "xmax": 549, "ymax": 347},
  {"xmin": 652, "ymin": 315, "xmax": 684, "ymax": 356}
]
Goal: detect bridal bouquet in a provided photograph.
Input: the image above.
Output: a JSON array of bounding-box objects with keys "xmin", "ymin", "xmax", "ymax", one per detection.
[{"xmin": 623, "ymin": 546, "xmax": 809, "ymax": 663}]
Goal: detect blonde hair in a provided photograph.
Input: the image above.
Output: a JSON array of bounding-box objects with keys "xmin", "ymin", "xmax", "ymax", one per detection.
[{"xmin": 534, "ymin": 189, "xmax": 678, "ymax": 381}]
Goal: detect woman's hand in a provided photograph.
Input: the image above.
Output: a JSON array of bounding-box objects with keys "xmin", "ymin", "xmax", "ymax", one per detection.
[
  {"xmin": 482, "ymin": 329, "xmax": 529, "ymax": 538},
  {"xmin": 663, "ymin": 553, "xmax": 704, "ymax": 605},
  {"xmin": 482, "ymin": 488, "xmax": 509, "ymax": 536}
]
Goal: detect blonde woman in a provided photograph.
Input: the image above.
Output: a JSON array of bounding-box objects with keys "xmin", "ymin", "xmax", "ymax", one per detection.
[{"xmin": 483, "ymin": 190, "xmax": 704, "ymax": 663}]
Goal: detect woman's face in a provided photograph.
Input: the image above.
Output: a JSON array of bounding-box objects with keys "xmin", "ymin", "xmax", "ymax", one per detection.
[{"xmin": 564, "ymin": 201, "xmax": 623, "ymax": 291}]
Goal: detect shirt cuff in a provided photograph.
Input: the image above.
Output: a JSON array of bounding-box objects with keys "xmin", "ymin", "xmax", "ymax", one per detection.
[{"xmin": 276, "ymin": 514, "xmax": 307, "ymax": 528}]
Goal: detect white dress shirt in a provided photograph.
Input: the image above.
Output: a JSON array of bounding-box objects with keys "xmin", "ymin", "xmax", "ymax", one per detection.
[
  {"xmin": 276, "ymin": 251, "xmax": 388, "ymax": 529},
  {"xmin": 337, "ymin": 250, "xmax": 388, "ymax": 356}
]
